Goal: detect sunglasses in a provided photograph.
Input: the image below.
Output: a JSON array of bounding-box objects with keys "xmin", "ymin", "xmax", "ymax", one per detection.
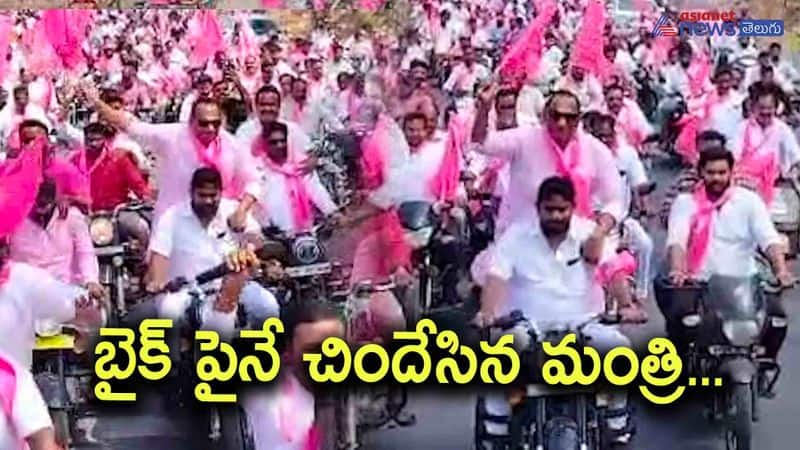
[
  {"xmin": 550, "ymin": 111, "xmax": 581, "ymax": 123},
  {"xmin": 197, "ymin": 119, "xmax": 222, "ymax": 128}
]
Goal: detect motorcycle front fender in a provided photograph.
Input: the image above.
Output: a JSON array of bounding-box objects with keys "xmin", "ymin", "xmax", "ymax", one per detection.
[{"xmin": 718, "ymin": 357, "xmax": 757, "ymax": 384}]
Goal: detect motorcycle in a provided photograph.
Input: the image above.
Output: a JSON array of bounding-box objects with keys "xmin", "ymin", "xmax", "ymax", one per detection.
[
  {"xmin": 33, "ymin": 297, "xmax": 108, "ymax": 448},
  {"xmin": 473, "ymin": 308, "xmax": 627, "ymax": 450},
  {"xmin": 260, "ymin": 220, "xmax": 337, "ymax": 307},
  {"xmin": 655, "ymin": 272, "xmax": 796, "ymax": 450},
  {"xmin": 398, "ymin": 201, "xmax": 470, "ymax": 315},
  {"xmin": 768, "ymin": 176, "xmax": 800, "ymax": 258},
  {"xmin": 328, "ymin": 277, "xmax": 416, "ymax": 450},
  {"xmin": 89, "ymin": 201, "xmax": 153, "ymax": 325},
  {"xmin": 159, "ymin": 263, "xmax": 256, "ymax": 450}
]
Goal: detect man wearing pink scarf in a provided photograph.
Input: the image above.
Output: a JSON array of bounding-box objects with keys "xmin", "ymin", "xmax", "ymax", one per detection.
[
  {"xmin": 82, "ymin": 83, "xmax": 261, "ymax": 227},
  {"xmin": 664, "ymin": 146, "xmax": 792, "ymax": 359},
  {"xmin": 730, "ymin": 83, "xmax": 800, "ymax": 207},
  {"xmin": 603, "ymin": 84, "xmax": 653, "ymax": 152},
  {"xmin": 251, "ymin": 122, "xmax": 338, "ymax": 234},
  {"xmin": 471, "ymin": 88, "xmax": 624, "ymax": 235}
]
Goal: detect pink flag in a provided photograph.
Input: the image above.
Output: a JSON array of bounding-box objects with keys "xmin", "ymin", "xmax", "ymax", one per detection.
[
  {"xmin": 569, "ymin": 0, "xmax": 612, "ymax": 79},
  {"xmin": 41, "ymin": 9, "xmax": 92, "ymax": 72},
  {"xmin": 235, "ymin": 12, "xmax": 259, "ymax": 63},
  {"xmin": 187, "ymin": 11, "xmax": 226, "ymax": 67},
  {"xmin": 497, "ymin": 0, "xmax": 557, "ymax": 81},
  {"xmin": 312, "ymin": 0, "xmax": 327, "ymax": 9},
  {"xmin": 0, "ymin": 141, "xmax": 44, "ymax": 239},
  {"xmin": 358, "ymin": 0, "xmax": 386, "ymax": 11},
  {"xmin": 429, "ymin": 113, "xmax": 468, "ymax": 202},
  {"xmin": 261, "ymin": 0, "xmax": 284, "ymax": 7}
]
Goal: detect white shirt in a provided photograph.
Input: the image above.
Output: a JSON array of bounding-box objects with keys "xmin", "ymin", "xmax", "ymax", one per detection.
[
  {"xmin": 127, "ymin": 121, "xmax": 261, "ymax": 223},
  {"xmin": 178, "ymin": 92, "xmax": 198, "ymax": 123},
  {"xmin": 705, "ymin": 92, "xmax": 744, "ymax": 145},
  {"xmin": 235, "ymin": 119, "xmax": 310, "ymax": 162},
  {"xmin": 242, "ymin": 374, "xmax": 314, "ymax": 450},
  {"xmin": 150, "ymin": 199, "xmax": 259, "ymax": 285},
  {"xmin": 667, "ymin": 187, "xmax": 781, "ymax": 279},
  {"xmin": 0, "ymin": 263, "xmax": 80, "ymax": 367},
  {"xmin": 613, "ymin": 142, "xmax": 648, "ymax": 217},
  {"xmin": 0, "ymin": 351, "xmax": 52, "ymax": 450},
  {"xmin": 253, "ymin": 165, "xmax": 338, "ymax": 233},
  {"xmin": 730, "ymin": 118, "xmax": 800, "ymax": 178},
  {"xmin": 393, "ymin": 139, "xmax": 448, "ymax": 203},
  {"xmin": 475, "ymin": 126, "xmax": 624, "ymax": 232},
  {"xmin": 487, "ymin": 217, "xmax": 607, "ymax": 325}
]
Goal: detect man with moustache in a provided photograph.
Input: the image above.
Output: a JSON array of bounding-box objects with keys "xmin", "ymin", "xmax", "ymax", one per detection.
[{"xmin": 146, "ymin": 167, "xmax": 278, "ymax": 341}]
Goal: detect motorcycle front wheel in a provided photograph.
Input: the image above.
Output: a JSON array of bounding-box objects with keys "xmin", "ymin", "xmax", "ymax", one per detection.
[
  {"xmin": 543, "ymin": 417, "xmax": 580, "ymax": 450},
  {"xmin": 725, "ymin": 384, "xmax": 752, "ymax": 450},
  {"xmin": 216, "ymin": 405, "xmax": 254, "ymax": 450}
]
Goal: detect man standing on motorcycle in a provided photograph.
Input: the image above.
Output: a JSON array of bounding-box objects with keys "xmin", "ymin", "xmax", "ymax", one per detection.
[
  {"xmin": 146, "ymin": 167, "xmax": 279, "ymax": 340},
  {"xmin": 474, "ymin": 176, "xmax": 635, "ymax": 445},
  {"xmin": 664, "ymin": 146, "xmax": 794, "ymax": 360},
  {"xmin": 241, "ymin": 301, "xmax": 345, "ymax": 450},
  {"xmin": 69, "ymin": 122, "xmax": 151, "ymax": 247},
  {"xmin": 250, "ymin": 121, "xmax": 339, "ymax": 234},
  {"xmin": 80, "ymin": 82, "xmax": 262, "ymax": 229},
  {"xmin": 730, "ymin": 82, "xmax": 800, "ymax": 207}
]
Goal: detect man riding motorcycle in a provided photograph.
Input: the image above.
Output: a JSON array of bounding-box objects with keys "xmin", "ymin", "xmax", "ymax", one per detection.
[
  {"xmin": 474, "ymin": 176, "xmax": 635, "ymax": 445},
  {"xmin": 662, "ymin": 146, "xmax": 793, "ymax": 359},
  {"xmin": 251, "ymin": 121, "xmax": 339, "ymax": 234},
  {"xmin": 146, "ymin": 167, "xmax": 279, "ymax": 341},
  {"xmin": 69, "ymin": 122, "xmax": 151, "ymax": 247}
]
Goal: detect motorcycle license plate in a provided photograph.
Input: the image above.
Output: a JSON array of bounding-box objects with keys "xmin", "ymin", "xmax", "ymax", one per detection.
[
  {"xmin": 285, "ymin": 262, "xmax": 332, "ymax": 278},
  {"xmin": 526, "ymin": 384, "xmax": 594, "ymax": 397},
  {"xmin": 35, "ymin": 334, "xmax": 75, "ymax": 351}
]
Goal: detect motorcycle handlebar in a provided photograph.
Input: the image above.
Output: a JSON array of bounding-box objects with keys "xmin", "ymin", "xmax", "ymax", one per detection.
[{"xmin": 163, "ymin": 263, "xmax": 231, "ymax": 293}]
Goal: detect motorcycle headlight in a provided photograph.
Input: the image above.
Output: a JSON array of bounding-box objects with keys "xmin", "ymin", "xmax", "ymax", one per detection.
[
  {"xmin": 90, "ymin": 218, "xmax": 114, "ymax": 246},
  {"xmin": 722, "ymin": 320, "xmax": 760, "ymax": 346},
  {"xmin": 681, "ymin": 314, "xmax": 702, "ymax": 328},
  {"xmin": 292, "ymin": 236, "xmax": 323, "ymax": 265},
  {"xmin": 405, "ymin": 227, "xmax": 434, "ymax": 250}
]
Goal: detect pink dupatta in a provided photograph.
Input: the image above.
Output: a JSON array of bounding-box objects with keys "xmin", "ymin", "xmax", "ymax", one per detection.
[
  {"xmin": 0, "ymin": 139, "xmax": 44, "ymax": 238},
  {"xmin": 254, "ymin": 139, "xmax": 314, "ymax": 230},
  {"xmin": 429, "ymin": 113, "xmax": 468, "ymax": 202},
  {"xmin": 686, "ymin": 186, "xmax": 733, "ymax": 275},
  {"xmin": 737, "ymin": 120, "xmax": 779, "ymax": 205},
  {"xmin": 546, "ymin": 132, "xmax": 592, "ymax": 217},
  {"xmin": 277, "ymin": 375, "xmax": 320, "ymax": 450}
]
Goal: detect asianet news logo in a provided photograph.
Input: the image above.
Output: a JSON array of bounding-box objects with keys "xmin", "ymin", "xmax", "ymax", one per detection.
[{"xmin": 651, "ymin": 11, "xmax": 784, "ymax": 38}]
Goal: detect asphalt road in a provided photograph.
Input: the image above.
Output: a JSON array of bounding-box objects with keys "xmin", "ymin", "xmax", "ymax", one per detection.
[{"xmin": 75, "ymin": 162, "xmax": 800, "ymax": 449}]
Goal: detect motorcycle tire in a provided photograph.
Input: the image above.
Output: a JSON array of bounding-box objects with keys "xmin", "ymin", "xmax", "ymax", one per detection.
[
  {"xmin": 725, "ymin": 384, "xmax": 752, "ymax": 450},
  {"xmin": 51, "ymin": 409, "xmax": 73, "ymax": 449},
  {"xmin": 543, "ymin": 417, "xmax": 580, "ymax": 450},
  {"xmin": 217, "ymin": 405, "xmax": 255, "ymax": 450}
]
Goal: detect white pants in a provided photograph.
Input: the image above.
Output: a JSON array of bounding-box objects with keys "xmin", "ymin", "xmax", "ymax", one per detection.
[
  {"xmin": 157, "ymin": 282, "xmax": 280, "ymax": 340},
  {"xmin": 622, "ymin": 217, "xmax": 654, "ymax": 300},
  {"xmin": 482, "ymin": 323, "xmax": 631, "ymax": 435}
]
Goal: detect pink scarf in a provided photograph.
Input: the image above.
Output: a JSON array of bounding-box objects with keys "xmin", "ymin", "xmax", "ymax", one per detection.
[
  {"xmin": 359, "ymin": 115, "xmax": 391, "ymax": 191},
  {"xmin": 260, "ymin": 153, "xmax": 314, "ymax": 230},
  {"xmin": 429, "ymin": 115, "xmax": 467, "ymax": 202},
  {"xmin": 737, "ymin": 120, "xmax": 779, "ymax": 205},
  {"xmin": 277, "ymin": 375, "xmax": 319, "ymax": 450},
  {"xmin": 686, "ymin": 186, "xmax": 733, "ymax": 275},
  {"xmin": 546, "ymin": 132, "xmax": 592, "ymax": 217}
]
